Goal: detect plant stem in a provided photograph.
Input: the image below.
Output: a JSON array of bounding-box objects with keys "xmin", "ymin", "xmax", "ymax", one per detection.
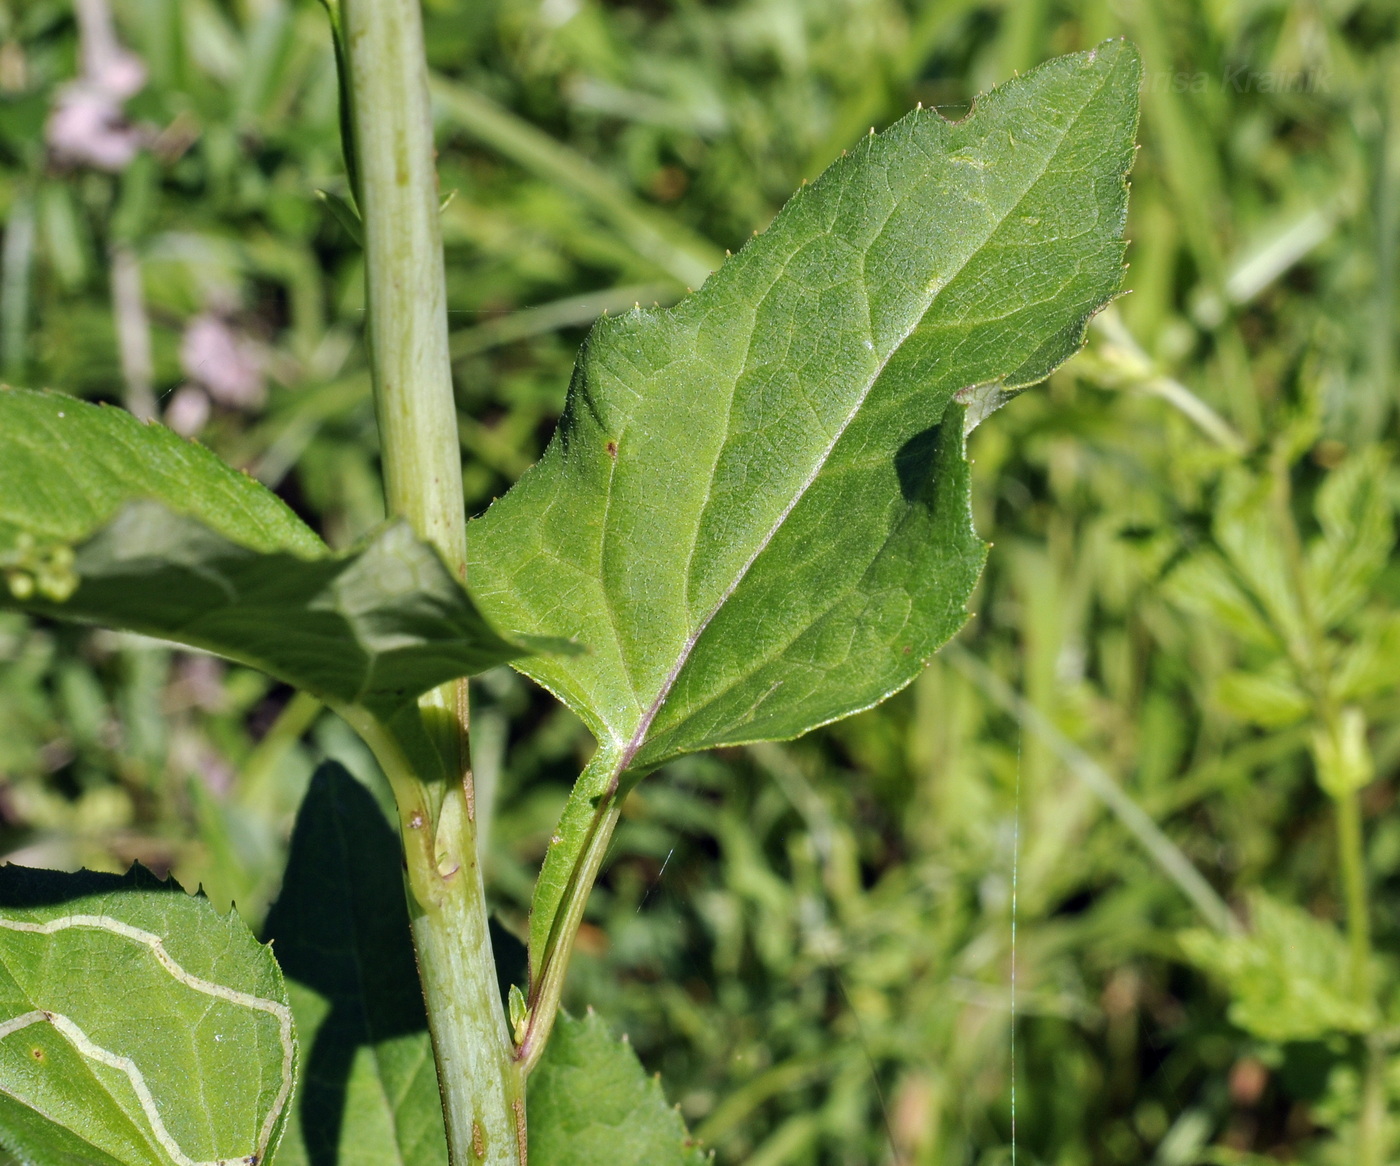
[
  {"xmin": 347, "ymin": 709, "xmax": 526, "ymax": 1166},
  {"xmin": 429, "ymin": 77, "xmax": 722, "ymax": 287},
  {"xmin": 342, "ymin": 1, "xmax": 463, "ymax": 566},
  {"xmin": 339, "ymin": 2, "xmax": 522, "ymax": 1162},
  {"xmin": 1336, "ymin": 788, "xmax": 1373, "ymax": 1008},
  {"xmin": 1335, "ymin": 775, "xmax": 1383, "ymax": 1165},
  {"xmin": 1359, "ymin": 1035, "xmax": 1387, "ymax": 1166},
  {"xmin": 109, "ymin": 244, "xmax": 157, "ymax": 422}
]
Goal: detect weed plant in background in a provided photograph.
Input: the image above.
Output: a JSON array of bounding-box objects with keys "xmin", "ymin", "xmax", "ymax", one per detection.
[{"xmin": 0, "ymin": 1, "xmax": 1396, "ymax": 1165}]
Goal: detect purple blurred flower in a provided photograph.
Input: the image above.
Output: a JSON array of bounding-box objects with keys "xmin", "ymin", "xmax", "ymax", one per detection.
[
  {"xmin": 180, "ymin": 314, "xmax": 266, "ymax": 410},
  {"xmin": 47, "ymin": 84, "xmax": 143, "ymax": 170},
  {"xmin": 45, "ymin": 0, "xmax": 147, "ymax": 172},
  {"xmin": 164, "ymin": 385, "xmax": 212, "ymax": 437}
]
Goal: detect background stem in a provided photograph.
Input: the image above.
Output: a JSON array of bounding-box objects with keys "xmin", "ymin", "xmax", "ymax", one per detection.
[
  {"xmin": 339, "ymin": 2, "xmax": 520, "ymax": 1161},
  {"xmin": 1337, "ymin": 789, "xmax": 1373, "ymax": 1007}
]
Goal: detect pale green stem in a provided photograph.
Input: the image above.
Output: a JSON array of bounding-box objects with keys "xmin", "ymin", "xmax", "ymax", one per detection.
[
  {"xmin": 1359, "ymin": 1035, "xmax": 1387, "ymax": 1166},
  {"xmin": 1089, "ymin": 308, "xmax": 1247, "ymax": 455},
  {"xmin": 343, "ymin": 706, "xmax": 525, "ymax": 1166},
  {"xmin": 449, "ymin": 282, "xmax": 679, "ymax": 359},
  {"xmin": 339, "ymin": 2, "xmax": 522, "ymax": 1162},
  {"xmin": 1336, "ymin": 786, "xmax": 1379, "ymax": 1166},
  {"xmin": 1337, "ymin": 788, "xmax": 1374, "ymax": 1002},
  {"xmin": 109, "ymin": 244, "xmax": 158, "ymax": 422},
  {"xmin": 516, "ymin": 786, "xmax": 623, "ymax": 1076},
  {"xmin": 344, "ymin": 4, "xmax": 464, "ymax": 566},
  {"xmin": 235, "ymin": 690, "xmax": 323, "ymax": 817},
  {"xmin": 0, "ymin": 189, "xmax": 33, "ymax": 381}
]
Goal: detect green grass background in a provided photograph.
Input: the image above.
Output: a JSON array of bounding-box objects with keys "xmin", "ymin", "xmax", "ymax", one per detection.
[{"xmin": 1, "ymin": 0, "xmax": 1398, "ymax": 1163}]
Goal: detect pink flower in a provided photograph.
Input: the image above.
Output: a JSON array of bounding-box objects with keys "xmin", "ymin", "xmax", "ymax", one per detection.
[
  {"xmin": 164, "ymin": 385, "xmax": 211, "ymax": 436},
  {"xmin": 46, "ymin": 83, "xmax": 143, "ymax": 171},
  {"xmin": 180, "ymin": 314, "xmax": 266, "ymax": 409},
  {"xmin": 45, "ymin": 0, "xmax": 147, "ymax": 172}
]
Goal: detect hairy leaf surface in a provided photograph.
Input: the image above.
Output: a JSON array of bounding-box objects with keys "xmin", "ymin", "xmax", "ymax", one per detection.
[
  {"xmin": 529, "ymin": 1012, "xmax": 707, "ymax": 1166},
  {"xmin": 465, "ymin": 43, "xmax": 1140, "ymax": 965},
  {"xmin": 0, "ymin": 390, "xmax": 523, "ymax": 715},
  {"xmin": 0, "ymin": 865, "xmax": 294, "ymax": 1166}
]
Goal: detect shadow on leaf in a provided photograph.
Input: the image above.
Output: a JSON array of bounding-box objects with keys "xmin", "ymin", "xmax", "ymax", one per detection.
[{"xmin": 264, "ymin": 762, "xmax": 445, "ymax": 1166}]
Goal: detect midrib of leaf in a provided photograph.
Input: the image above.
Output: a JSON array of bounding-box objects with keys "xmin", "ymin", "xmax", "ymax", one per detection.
[
  {"xmin": 655, "ymin": 426, "xmax": 968, "ymax": 748},
  {"xmin": 608, "ymin": 61, "xmax": 1110, "ymax": 772}
]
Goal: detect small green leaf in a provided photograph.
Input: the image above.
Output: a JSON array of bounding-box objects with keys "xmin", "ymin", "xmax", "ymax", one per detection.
[
  {"xmin": 1307, "ymin": 447, "xmax": 1394, "ymax": 629},
  {"xmin": 316, "ymin": 190, "xmax": 364, "ymax": 248},
  {"xmin": 1213, "ymin": 667, "xmax": 1310, "ymax": 727},
  {"xmin": 1310, "ymin": 706, "xmax": 1373, "ymax": 799},
  {"xmin": 0, "ymin": 865, "xmax": 295, "ymax": 1166},
  {"xmin": 1334, "ymin": 612, "xmax": 1400, "ymax": 701},
  {"xmin": 529, "ymin": 1012, "xmax": 707, "ymax": 1166},
  {"xmin": 1210, "ymin": 470, "xmax": 1307, "ymax": 654},
  {"xmin": 0, "ymin": 390, "xmax": 524, "ymax": 715},
  {"xmin": 508, "ymin": 985, "xmax": 530, "ymax": 1046},
  {"xmin": 466, "ymin": 42, "xmax": 1140, "ymax": 970},
  {"xmin": 1165, "ymin": 551, "xmax": 1281, "ymax": 653},
  {"xmin": 265, "ymin": 763, "xmax": 448, "ymax": 1166},
  {"xmin": 1180, "ymin": 892, "xmax": 1377, "ymax": 1043}
]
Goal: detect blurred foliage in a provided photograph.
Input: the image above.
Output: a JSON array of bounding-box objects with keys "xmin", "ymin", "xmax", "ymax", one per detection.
[{"xmin": 1, "ymin": 0, "xmax": 1400, "ymax": 1164}]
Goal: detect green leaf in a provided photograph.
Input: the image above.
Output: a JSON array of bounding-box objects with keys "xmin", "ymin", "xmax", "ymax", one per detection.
[
  {"xmin": 1307, "ymin": 447, "xmax": 1394, "ymax": 630},
  {"xmin": 265, "ymin": 763, "xmax": 448, "ymax": 1166},
  {"xmin": 0, "ymin": 390, "xmax": 524, "ymax": 716},
  {"xmin": 1213, "ymin": 667, "xmax": 1310, "ymax": 727},
  {"xmin": 466, "ymin": 42, "xmax": 1140, "ymax": 963},
  {"xmin": 0, "ymin": 865, "xmax": 295, "ymax": 1166},
  {"xmin": 1164, "ymin": 551, "xmax": 1280, "ymax": 653},
  {"xmin": 1335, "ymin": 612, "xmax": 1400, "ymax": 701},
  {"xmin": 316, "ymin": 190, "xmax": 364, "ymax": 248},
  {"xmin": 0, "ymin": 387, "xmax": 323, "ymax": 563},
  {"xmin": 529, "ymin": 1012, "xmax": 707, "ymax": 1166},
  {"xmin": 1179, "ymin": 892, "xmax": 1377, "ymax": 1043},
  {"xmin": 1310, "ymin": 706, "xmax": 1374, "ymax": 799}
]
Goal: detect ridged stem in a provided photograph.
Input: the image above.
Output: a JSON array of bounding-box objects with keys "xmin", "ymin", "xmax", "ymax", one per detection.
[{"xmin": 339, "ymin": 2, "xmax": 523, "ymax": 1161}]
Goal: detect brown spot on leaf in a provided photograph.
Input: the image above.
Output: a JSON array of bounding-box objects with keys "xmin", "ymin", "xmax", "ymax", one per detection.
[{"xmin": 606, "ymin": 441, "xmax": 618, "ymax": 459}]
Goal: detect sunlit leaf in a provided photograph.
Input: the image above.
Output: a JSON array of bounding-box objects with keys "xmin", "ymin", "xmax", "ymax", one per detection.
[
  {"xmin": 466, "ymin": 41, "xmax": 1141, "ymax": 969},
  {"xmin": 529, "ymin": 1011, "xmax": 707, "ymax": 1166}
]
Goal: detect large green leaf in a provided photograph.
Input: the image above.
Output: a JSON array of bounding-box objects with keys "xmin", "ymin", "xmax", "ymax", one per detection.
[
  {"xmin": 0, "ymin": 865, "xmax": 295, "ymax": 1166},
  {"xmin": 466, "ymin": 43, "xmax": 1140, "ymax": 963},
  {"xmin": 529, "ymin": 1012, "xmax": 707, "ymax": 1166},
  {"xmin": 0, "ymin": 389, "xmax": 523, "ymax": 716},
  {"xmin": 266, "ymin": 764, "xmax": 447, "ymax": 1166}
]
